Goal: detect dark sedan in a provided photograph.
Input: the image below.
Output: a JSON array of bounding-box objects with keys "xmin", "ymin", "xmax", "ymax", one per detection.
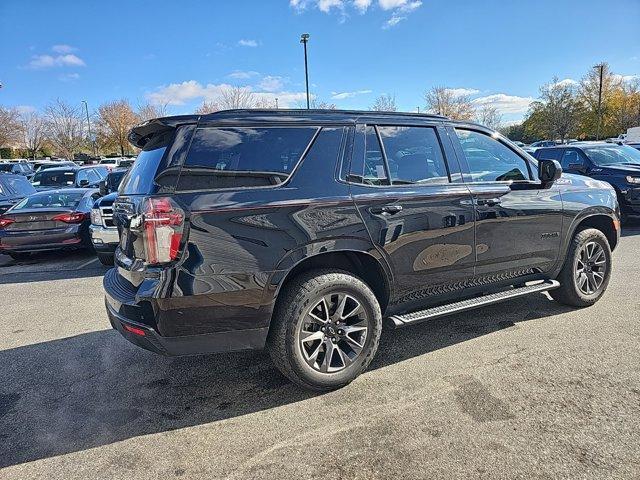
[
  {"xmin": 31, "ymin": 166, "xmax": 107, "ymax": 191},
  {"xmin": 0, "ymin": 188, "xmax": 99, "ymax": 260}
]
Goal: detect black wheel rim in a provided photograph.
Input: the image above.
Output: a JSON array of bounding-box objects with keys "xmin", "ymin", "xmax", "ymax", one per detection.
[
  {"xmin": 297, "ymin": 292, "xmax": 369, "ymax": 374},
  {"xmin": 575, "ymin": 241, "xmax": 607, "ymax": 295}
]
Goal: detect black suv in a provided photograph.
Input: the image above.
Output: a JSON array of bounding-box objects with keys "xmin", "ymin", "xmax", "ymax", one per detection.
[
  {"xmin": 534, "ymin": 142, "xmax": 640, "ymax": 221},
  {"xmin": 104, "ymin": 110, "xmax": 619, "ymax": 391}
]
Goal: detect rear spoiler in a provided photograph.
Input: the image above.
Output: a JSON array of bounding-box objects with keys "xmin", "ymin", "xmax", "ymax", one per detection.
[{"xmin": 128, "ymin": 115, "xmax": 199, "ymax": 149}]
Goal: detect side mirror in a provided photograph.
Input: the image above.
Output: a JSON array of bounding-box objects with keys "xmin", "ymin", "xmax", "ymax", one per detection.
[
  {"xmin": 568, "ymin": 163, "xmax": 588, "ymax": 174},
  {"xmin": 98, "ymin": 180, "xmax": 107, "ymax": 196},
  {"xmin": 79, "ymin": 179, "xmax": 90, "ymax": 187},
  {"xmin": 539, "ymin": 159, "xmax": 562, "ymax": 185}
]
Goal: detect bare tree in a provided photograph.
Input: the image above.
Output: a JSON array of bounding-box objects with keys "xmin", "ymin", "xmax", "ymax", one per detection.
[
  {"xmin": 44, "ymin": 99, "xmax": 85, "ymax": 159},
  {"xmin": 218, "ymin": 86, "xmax": 256, "ymax": 109},
  {"xmin": 21, "ymin": 111, "xmax": 46, "ymax": 160},
  {"xmin": 97, "ymin": 99, "xmax": 139, "ymax": 156},
  {"xmin": 137, "ymin": 102, "xmax": 168, "ymax": 122},
  {"xmin": 424, "ymin": 87, "xmax": 475, "ymax": 120},
  {"xmin": 475, "ymin": 104, "xmax": 503, "ymax": 130},
  {"xmin": 0, "ymin": 107, "xmax": 22, "ymax": 158},
  {"xmin": 370, "ymin": 94, "xmax": 397, "ymax": 112},
  {"xmin": 195, "ymin": 100, "xmax": 221, "ymax": 115}
]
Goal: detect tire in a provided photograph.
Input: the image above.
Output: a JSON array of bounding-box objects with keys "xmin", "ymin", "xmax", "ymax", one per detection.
[
  {"xmin": 267, "ymin": 269, "xmax": 382, "ymax": 391},
  {"xmin": 97, "ymin": 252, "xmax": 114, "ymax": 266},
  {"xmin": 551, "ymin": 228, "xmax": 612, "ymax": 307},
  {"xmin": 7, "ymin": 252, "xmax": 31, "ymax": 261}
]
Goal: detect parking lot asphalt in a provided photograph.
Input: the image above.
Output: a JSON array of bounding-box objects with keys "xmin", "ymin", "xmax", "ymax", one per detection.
[{"xmin": 1, "ymin": 227, "xmax": 639, "ymax": 480}]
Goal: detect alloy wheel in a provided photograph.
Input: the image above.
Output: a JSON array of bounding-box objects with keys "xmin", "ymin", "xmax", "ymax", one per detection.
[
  {"xmin": 298, "ymin": 292, "xmax": 369, "ymax": 373},
  {"xmin": 575, "ymin": 241, "xmax": 607, "ymax": 295}
]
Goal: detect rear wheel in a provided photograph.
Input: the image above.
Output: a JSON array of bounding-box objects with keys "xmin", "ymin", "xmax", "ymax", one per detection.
[
  {"xmin": 551, "ymin": 228, "xmax": 612, "ymax": 307},
  {"xmin": 268, "ymin": 269, "xmax": 382, "ymax": 391},
  {"xmin": 97, "ymin": 252, "xmax": 114, "ymax": 266}
]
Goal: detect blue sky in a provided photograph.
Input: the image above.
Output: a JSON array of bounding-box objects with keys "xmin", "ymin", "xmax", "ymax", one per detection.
[{"xmin": 1, "ymin": 0, "xmax": 639, "ymax": 123}]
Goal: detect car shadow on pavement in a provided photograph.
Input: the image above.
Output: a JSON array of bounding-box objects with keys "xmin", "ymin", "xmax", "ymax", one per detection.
[
  {"xmin": 0, "ymin": 251, "xmax": 108, "ymax": 285},
  {"xmin": 0, "ymin": 293, "xmax": 572, "ymax": 468}
]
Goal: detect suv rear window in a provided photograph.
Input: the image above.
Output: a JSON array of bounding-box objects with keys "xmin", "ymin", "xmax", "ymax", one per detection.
[{"xmin": 177, "ymin": 126, "xmax": 317, "ymax": 190}]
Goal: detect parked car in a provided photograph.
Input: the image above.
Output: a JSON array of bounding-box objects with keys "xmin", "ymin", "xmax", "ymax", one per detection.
[
  {"xmin": 529, "ymin": 140, "xmax": 558, "ymax": 148},
  {"xmin": 104, "ymin": 110, "xmax": 619, "ymax": 391},
  {"xmin": 0, "ymin": 173, "xmax": 37, "ymax": 215},
  {"xmin": 0, "ymin": 188, "xmax": 99, "ymax": 260},
  {"xmin": 99, "ymin": 157, "xmax": 135, "ymax": 171},
  {"xmin": 0, "ymin": 162, "xmax": 33, "ymax": 176},
  {"xmin": 90, "ymin": 168, "xmax": 129, "ymax": 265},
  {"xmin": 31, "ymin": 165, "xmax": 107, "ymax": 191},
  {"xmin": 534, "ymin": 142, "xmax": 640, "ymax": 222},
  {"xmin": 30, "ymin": 160, "xmax": 76, "ymax": 173}
]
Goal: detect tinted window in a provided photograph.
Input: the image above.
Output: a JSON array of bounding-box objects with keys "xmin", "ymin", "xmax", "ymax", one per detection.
[
  {"xmin": 1, "ymin": 175, "xmax": 35, "ymax": 196},
  {"xmin": 582, "ymin": 145, "xmax": 640, "ymax": 166},
  {"xmin": 0, "ymin": 164, "xmax": 13, "ymax": 172},
  {"xmin": 107, "ymin": 170, "xmax": 127, "ymax": 192},
  {"xmin": 560, "ymin": 150, "xmax": 582, "ymax": 169},
  {"xmin": 32, "ymin": 169, "xmax": 76, "ymax": 187},
  {"xmin": 179, "ymin": 127, "xmax": 317, "ymax": 190},
  {"xmin": 455, "ymin": 129, "xmax": 530, "ymax": 182},
  {"xmin": 378, "ymin": 126, "xmax": 449, "ymax": 184},
  {"xmin": 119, "ymin": 131, "xmax": 172, "ymax": 195},
  {"xmin": 13, "ymin": 191, "xmax": 85, "ymax": 210},
  {"xmin": 536, "ymin": 148, "xmax": 560, "ymax": 161},
  {"xmin": 361, "ymin": 126, "xmax": 388, "ymax": 185}
]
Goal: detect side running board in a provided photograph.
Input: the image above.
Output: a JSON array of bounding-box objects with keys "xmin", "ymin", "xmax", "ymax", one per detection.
[{"xmin": 387, "ymin": 280, "xmax": 560, "ymax": 328}]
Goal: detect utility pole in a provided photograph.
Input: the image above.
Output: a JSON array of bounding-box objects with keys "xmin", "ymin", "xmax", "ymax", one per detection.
[
  {"xmin": 81, "ymin": 100, "xmax": 97, "ymax": 157},
  {"xmin": 300, "ymin": 33, "xmax": 310, "ymax": 109},
  {"xmin": 595, "ymin": 63, "xmax": 604, "ymax": 141},
  {"xmin": 275, "ymin": 98, "xmax": 279, "ymax": 109}
]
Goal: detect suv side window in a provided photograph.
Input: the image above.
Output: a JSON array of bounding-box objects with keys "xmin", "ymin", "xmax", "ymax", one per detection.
[
  {"xmin": 362, "ymin": 126, "xmax": 388, "ymax": 185},
  {"xmin": 560, "ymin": 149, "xmax": 583, "ymax": 170},
  {"xmin": 378, "ymin": 126, "xmax": 449, "ymax": 184},
  {"xmin": 455, "ymin": 129, "xmax": 531, "ymax": 182},
  {"xmin": 536, "ymin": 148, "xmax": 560, "ymax": 161},
  {"xmin": 76, "ymin": 169, "xmax": 89, "ymax": 185},
  {"xmin": 178, "ymin": 126, "xmax": 317, "ymax": 190}
]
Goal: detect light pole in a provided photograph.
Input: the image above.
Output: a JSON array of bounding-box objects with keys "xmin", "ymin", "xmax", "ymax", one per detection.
[
  {"xmin": 594, "ymin": 63, "xmax": 605, "ymax": 141},
  {"xmin": 300, "ymin": 33, "xmax": 310, "ymax": 109},
  {"xmin": 81, "ymin": 100, "xmax": 97, "ymax": 157}
]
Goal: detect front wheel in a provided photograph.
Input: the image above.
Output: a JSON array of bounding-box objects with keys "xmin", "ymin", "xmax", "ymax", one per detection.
[
  {"xmin": 551, "ymin": 228, "xmax": 612, "ymax": 307},
  {"xmin": 268, "ymin": 269, "xmax": 382, "ymax": 391}
]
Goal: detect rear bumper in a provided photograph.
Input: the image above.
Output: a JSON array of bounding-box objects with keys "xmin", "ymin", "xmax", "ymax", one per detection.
[
  {"xmin": 0, "ymin": 224, "xmax": 86, "ymax": 252},
  {"xmin": 103, "ymin": 268, "xmax": 269, "ymax": 356}
]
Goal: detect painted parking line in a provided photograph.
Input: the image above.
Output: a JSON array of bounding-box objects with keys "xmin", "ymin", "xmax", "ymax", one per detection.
[{"xmin": 76, "ymin": 257, "xmax": 99, "ymax": 270}]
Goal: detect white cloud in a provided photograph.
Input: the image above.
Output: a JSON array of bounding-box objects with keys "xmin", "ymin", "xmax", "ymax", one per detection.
[
  {"xmin": 382, "ymin": 14, "xmax": 406, "ymax": 28},
  {"xmin": 354, "ymin": 0, "xmax": 372, "ymax": 12},
  {"xmin": 445, "ymin": 87, "xmax": 480, "ymax": 97},
  {"xmin": 238, "ymin": 39, "xmax": 258, "ymax": 47},
  {"xmin": 472, "ymin": 93, "xmax": 534, "ymax": 115},
  {"xmin": 27, "ymin": 53, "xmax": 85, "ymax": 69},
  {"xmin": 228, "ymin": 70, "xmax": 260, "ymax": 79},
  {"xmin": 331, "ymin": 89, "xmax": 372, "ymax": 99},
  {"xmin": 146, "ymin": 80, "xmax": 309, "ymax": 108},
  {"xmin": 552, "ymin": 78, "xmax": 579, "ymax": 87},
  {"xmin": 379, "ymin": 0, "xmax": 421, "ymax": 12},
  {"xmin": 612, "ymin": 74, "xmax": 639, "ymax": 84},
  {"xmin": 58, "ymin": 72, "xmax": 80, "ymax": 82},
  {"xmin": 51, "ymin": 44, "xmax": 77, "ymax": 54},
  {"xmin": 259, "ymin": 76, "xmax": 286, "ymax": 92}
]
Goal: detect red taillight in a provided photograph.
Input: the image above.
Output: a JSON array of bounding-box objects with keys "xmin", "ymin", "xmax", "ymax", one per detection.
[
  {"xmin": 142, "ymin": 197, "xmax": 185, "ymax": 264},
  {"xmin": 0, "ymin": 217, "xmax": 14, "ymax": 229},
  {"xmin": 123, "ymin": 323, "xmax": 146, "ymax": 336},
  {"xmin": 53, "ymin": 212, "xmax": 88, "ymax": 224}
]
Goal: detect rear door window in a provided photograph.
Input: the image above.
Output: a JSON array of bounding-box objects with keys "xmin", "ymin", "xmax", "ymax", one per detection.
[
  {"xmin": 177, "ymin": 126, "xmax": 317, "ymax": 190},
  {"xmin": 377, "ymin": 126, "xmax": 449, "ymax": 185},
  {"xmin": 119, "ymin": 130, "xmax": 173, "ymax": 195}
]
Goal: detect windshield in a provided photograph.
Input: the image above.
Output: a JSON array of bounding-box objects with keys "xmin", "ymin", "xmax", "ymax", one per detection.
[
  {"xmin": 583, "ymin": 145, "xmax": 640, "ymax": 166},
  {"xmin": 1, "ymin": 175, "xmax": 36, "ymax": 196},
  {"xmin": 12, "ymin": 191, "xmax": 84, "ymax": 210},
  {"xmin": 32, "ymin": 170, "xmax": 76, "ymax": 187}
]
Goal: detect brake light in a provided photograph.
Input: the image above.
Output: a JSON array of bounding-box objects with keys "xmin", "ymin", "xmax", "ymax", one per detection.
[
  {"xmin": 123, "ymin": 323, "xmax": 146, "ymax": 336},
  {"xmin": 142, "ymin": 197, "xmax": 184, "ymax": 264},
  {"xmin": 53, "ymin": 212, "xmax": 88, "ymax": 224},
  {"xmin": 0, "ymin": 217, "xmax": 14, "ymax": 229}
]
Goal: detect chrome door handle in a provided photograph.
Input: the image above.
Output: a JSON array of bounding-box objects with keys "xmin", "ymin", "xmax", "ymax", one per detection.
[{"xmin": 370, "ymin": 205, "xmax": 403, "ymax": 215}]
